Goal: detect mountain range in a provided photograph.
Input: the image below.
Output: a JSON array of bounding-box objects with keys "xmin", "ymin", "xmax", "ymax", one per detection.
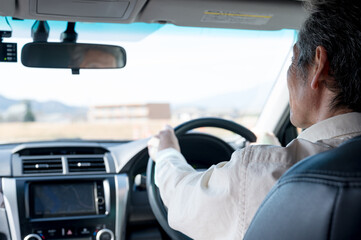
[
  {"xmin": 0, "ymin": 83, "xmax": 273, "ymax": 121},
  {"xmin": 0, "ymin": 95, "xmax": 87, "ymax": 116}
]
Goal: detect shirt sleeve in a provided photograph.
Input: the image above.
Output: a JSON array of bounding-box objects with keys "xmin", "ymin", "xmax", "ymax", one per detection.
[
  {"xmin": 154, "ymin": 147, "xmax": 246, "ymax": 240},
  {"xmin": 153, "ymin": 139, "xmax": 337, "ymax": 240}
]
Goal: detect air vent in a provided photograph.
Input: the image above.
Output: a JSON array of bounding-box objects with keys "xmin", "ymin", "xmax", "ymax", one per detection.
[
  {"xmin": 23, "ymin": 158, "xmax": 63, "ymax": 174},
  {"xmin": 17, "ymin": 147, "xmax": 108, "ymax": 156},
  {"xmin": 68, "ymin": 157, "xmax": 106, "ymax": 172}
]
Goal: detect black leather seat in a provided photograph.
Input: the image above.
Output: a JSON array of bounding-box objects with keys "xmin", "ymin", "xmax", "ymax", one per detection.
[{"xmin": 244, "ymin": 135, "xmax": 361, "ymax": 240}]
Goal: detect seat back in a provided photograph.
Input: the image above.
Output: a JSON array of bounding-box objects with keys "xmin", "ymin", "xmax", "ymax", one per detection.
[{"xmin": 244, "ymin": 135, "xmax": 361, "ymax": 240}]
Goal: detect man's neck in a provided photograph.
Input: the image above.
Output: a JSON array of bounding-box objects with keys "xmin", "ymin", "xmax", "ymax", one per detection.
[{"xmin": 309, "ymin": 108, "xmax": 352, "ymax": 128}]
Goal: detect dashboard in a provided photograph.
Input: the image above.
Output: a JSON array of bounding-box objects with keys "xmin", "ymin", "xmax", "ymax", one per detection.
[
  {"xmin": 0, "ymin": 139, "xmax": 147, "ymax": 240},
  {"xmin": 0, "ymin": 133, "xmax": 235, "ymax": 240}
]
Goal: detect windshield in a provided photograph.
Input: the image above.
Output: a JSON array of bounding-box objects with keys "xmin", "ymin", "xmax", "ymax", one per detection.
[{"xmin": 0, "ymin": 19, "xmax": 296, "ymax": 143}]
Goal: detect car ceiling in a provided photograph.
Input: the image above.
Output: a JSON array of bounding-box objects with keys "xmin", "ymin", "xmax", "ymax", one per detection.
[{"xmin": 0, "ymin": 0, "xmax": 307, "ymax": 30}]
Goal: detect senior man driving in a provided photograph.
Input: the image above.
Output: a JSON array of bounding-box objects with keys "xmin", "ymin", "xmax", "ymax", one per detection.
[{"xmin": 148, "ymin": 0, "xmax": 361, "ymax": 239}]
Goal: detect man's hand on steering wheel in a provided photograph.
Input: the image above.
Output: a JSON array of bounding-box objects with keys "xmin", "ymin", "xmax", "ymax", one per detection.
[
  {"xmin": 146, "ymin": 118, "xmax": 257, "ymax": 240},
  {"xmin": 147, "ymin": 125, "xmax": 181, "ymax": 161}
]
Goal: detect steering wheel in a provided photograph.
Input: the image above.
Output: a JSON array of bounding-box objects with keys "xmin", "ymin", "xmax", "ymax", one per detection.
[{"xmin": 146, "ymin": 117, "xmax": 256, "ymax": 240}]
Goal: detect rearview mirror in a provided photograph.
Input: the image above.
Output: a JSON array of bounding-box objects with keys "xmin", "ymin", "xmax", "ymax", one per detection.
[{"xmin": 21, "ymin": 42, "xmax": 126, "ymax": 70}]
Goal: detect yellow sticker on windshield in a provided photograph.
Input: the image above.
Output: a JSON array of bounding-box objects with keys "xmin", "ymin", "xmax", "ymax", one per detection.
[{"xmin": 202, "ymin": 10, "xmax": 273, "ymax": 25}]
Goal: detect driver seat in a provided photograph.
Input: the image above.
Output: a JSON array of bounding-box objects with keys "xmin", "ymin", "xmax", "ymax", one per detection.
[{"xmin": 244, "ymin": 135, "xmax": 361, "ymax": 240}]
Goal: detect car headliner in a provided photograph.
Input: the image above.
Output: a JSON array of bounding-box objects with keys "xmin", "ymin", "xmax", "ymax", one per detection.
[{"xmin": 1, "ymin": 0, "xmax": 307, "ymax": 31}]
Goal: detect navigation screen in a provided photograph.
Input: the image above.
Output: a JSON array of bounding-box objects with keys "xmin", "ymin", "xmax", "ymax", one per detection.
[{"xmin": 30, "ymin": 182, "xmax": 96, "ymax": 218}]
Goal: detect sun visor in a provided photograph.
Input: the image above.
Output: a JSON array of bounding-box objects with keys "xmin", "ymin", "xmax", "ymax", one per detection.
[
  {"xmin": 25, "ymin": 0, "xmax": 147, "ymax": 23},
  {"xmin": 36, "ymin": 0, "xmax": 130, "ymax": 18},
  {"xmin": 139, "ymin": 0, "xmax": 307, "ymax": 31},
  {"xmin": 0, "ymin": 0, "xmax": 15, "ymax": 16}
]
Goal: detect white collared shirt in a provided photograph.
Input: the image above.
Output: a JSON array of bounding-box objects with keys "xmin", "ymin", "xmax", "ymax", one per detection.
[{"xmin": 155, "ymin": 112, "xmax": 361, "ymax": 240}]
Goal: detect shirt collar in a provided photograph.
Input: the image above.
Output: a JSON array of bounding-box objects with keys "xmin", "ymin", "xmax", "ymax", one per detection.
[{"xmin": 298, "ymin": 112, "xmax": 361, "ymax": 142}]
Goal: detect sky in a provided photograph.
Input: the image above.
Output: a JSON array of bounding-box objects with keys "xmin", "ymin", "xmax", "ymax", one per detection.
[{"xmin": 0, "ymin": 19, "xmax": 296, "ymax": 107}]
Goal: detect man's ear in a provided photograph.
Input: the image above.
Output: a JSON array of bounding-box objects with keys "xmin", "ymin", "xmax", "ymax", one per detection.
[{"xmin": 310, "ymin": 46, "xmax": 329, "ymax": 90}]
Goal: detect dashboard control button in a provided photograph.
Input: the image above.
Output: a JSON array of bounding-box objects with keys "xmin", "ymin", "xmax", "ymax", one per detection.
[
  {"xmin": 33, "ymin": 229, "xmax": 44, "ymax": 235},
  {"xmin": 47, "ymin": 229, "xmax": 58, "ymax": 237},
  {"xmin": 97, "ymin": 196, "xmax": 105, "ymax": 205},
  {"xmin": 24, "ymin": 234, "xmax": 42, "ymax": 240},
  {"xmin": 96, "ymin": 229, "xmax": 114, "ymax": 240},
  {"xmin": 98, "ymin": 205, "xmax": 106, "ymax": 214},
  {"xmin": 78, "ymin": 227, "xmax": 91, "ymax": 236},
  {"xmin": 61, "ymin": 228, "xmax": 74, "ymax": 237},
  {"xmin": 66, "ymin": 229, "xmax": 74, "ymax": 236}
]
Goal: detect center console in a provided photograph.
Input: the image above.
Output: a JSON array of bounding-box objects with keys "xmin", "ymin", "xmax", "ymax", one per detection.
[{"xmin": 3, "ymin": 175, "xmax": 129, "ymax": 240}]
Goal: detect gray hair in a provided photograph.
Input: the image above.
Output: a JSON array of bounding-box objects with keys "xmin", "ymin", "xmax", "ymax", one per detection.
[{"xmin": 297, "ymin": 0, "xmax": 361, "ymax": 112}]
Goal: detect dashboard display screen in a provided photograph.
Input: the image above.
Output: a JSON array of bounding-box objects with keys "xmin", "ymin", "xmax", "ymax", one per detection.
[{"xmin": 30, "ymin": 182, "xmax": 96, "ymax": 218}]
